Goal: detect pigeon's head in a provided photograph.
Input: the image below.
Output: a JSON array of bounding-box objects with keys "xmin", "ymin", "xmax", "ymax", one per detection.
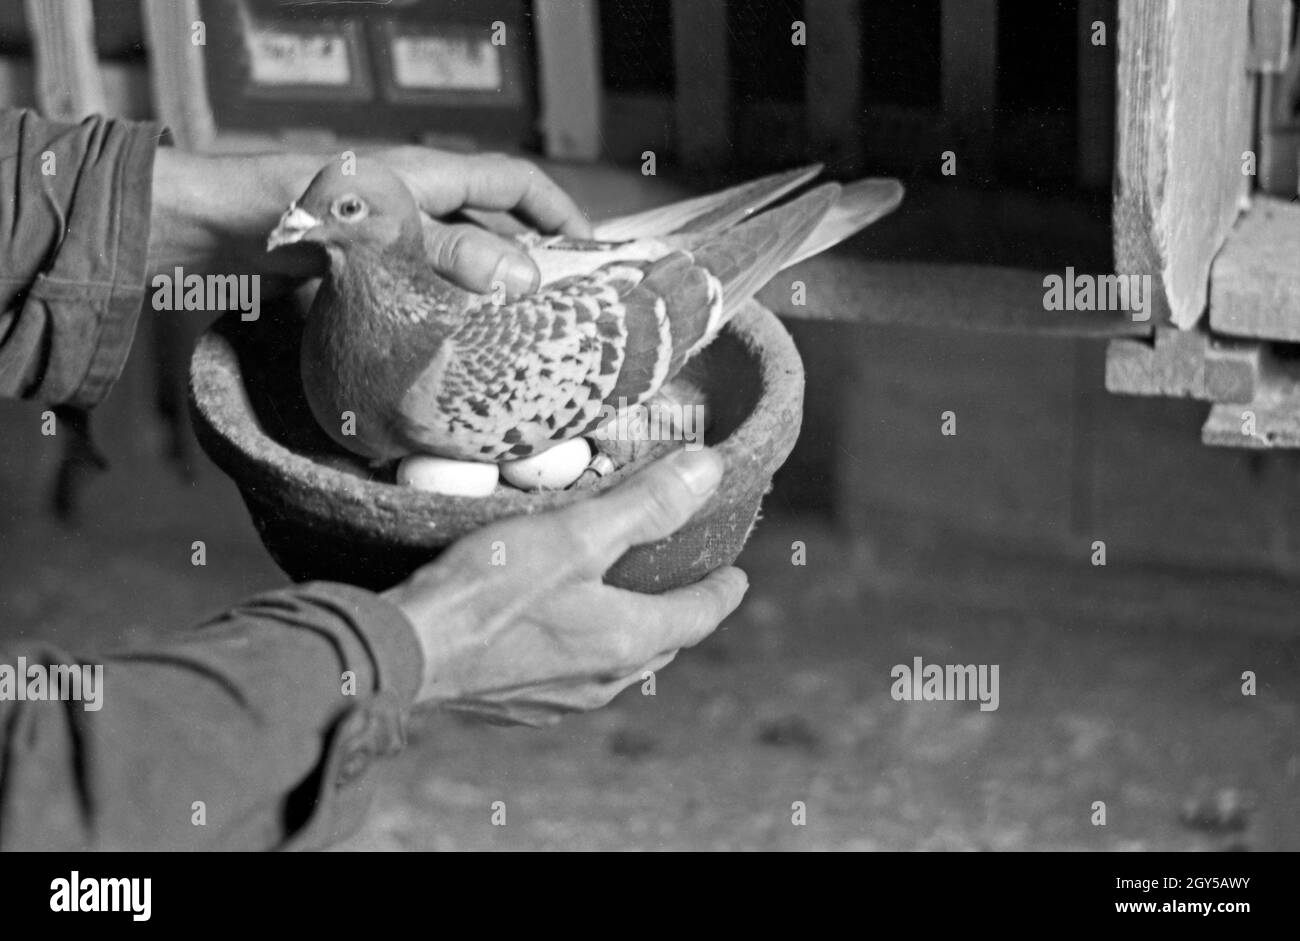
[{"xmin": 268, "ymin": 160, "xmax": 422, "ymax": 258}]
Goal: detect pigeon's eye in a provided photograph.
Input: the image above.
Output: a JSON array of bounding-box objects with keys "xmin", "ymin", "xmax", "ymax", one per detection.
[{"xmin": 333, "ymin": 196, "xmax": 367, "ymax": 221}]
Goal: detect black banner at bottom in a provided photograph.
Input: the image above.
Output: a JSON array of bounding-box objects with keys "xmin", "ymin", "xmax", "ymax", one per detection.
[{"xmin": 0, "ymin": 850, "xmax": 1286, "ymax": 927}]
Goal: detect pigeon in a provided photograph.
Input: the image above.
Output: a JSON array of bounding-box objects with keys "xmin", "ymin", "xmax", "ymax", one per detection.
[{"xmin": 268, "ymin": 162, "xmax": 903, "ymax": 467}]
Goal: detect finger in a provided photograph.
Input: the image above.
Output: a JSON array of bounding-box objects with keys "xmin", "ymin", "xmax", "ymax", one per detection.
[
  {"xmin": 423, "ymin": 218, "xmax": 540, "ymax": 296},
  {"xmin": 491, "ymin": 569, "xmax": 739, "ymax": 680},
  {"xmin": 630, "ymin": 566, "xmax": 749, "ymax": 651},
  {"xmin": 458, "ymin": 154, "xmax": 592, "ymax": 237},
  {"xmin": 555, "ymin": 448, "xmax": 725, "ymax": 578},
  {"xmin": 568, "ymin": 567, "xmax": 746, "ymax": 671}
]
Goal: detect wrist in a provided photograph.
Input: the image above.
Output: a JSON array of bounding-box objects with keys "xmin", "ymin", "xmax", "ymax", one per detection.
[
  {"xmin": 381, "ymin": 580, "xmax": 442, "ymax": 702},
  {"xmin": 148, "ymin": 149, "xmax": 327, "ymax": 281},
  {"xmin": 381, "ymin": 573, "xmax": 469, "ymax": 704}
]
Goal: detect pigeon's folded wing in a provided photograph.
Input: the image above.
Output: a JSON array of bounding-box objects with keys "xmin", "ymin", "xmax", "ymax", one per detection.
[
  {"xmin": 399, "ymin": 185, "xmax": 841, "ymax": 462},
  {"xmin": 396, "ymin": 253, "xmax": 720, "ymax": 461}
]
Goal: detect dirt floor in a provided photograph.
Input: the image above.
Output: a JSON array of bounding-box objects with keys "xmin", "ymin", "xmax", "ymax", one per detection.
[{"xmin": 331, "ymin": 520, "xmax": 1300, "ymax": 852}]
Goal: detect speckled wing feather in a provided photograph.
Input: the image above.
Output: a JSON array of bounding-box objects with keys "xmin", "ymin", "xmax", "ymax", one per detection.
[
  {"xmin": 396, "ymin": 184, "xmax": 840, "ymax": 461},
  {"xmin": 400, "ymin": 265, "xmax": 633, "ymax": 460}
]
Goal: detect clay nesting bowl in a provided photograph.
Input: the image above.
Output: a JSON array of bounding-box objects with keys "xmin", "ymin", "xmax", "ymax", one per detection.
[{"xmin": 188, "ymin": 296, "xmax": 804, "ymax": 593}]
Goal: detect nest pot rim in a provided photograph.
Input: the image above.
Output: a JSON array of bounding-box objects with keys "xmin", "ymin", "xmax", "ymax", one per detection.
[{"xmin": 188, "ymin": 299, "xmax": 804, "ymax": 550}]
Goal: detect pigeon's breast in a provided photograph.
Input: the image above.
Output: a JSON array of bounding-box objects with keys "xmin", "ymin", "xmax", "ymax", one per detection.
[{"xmin": 301, "ymin": 277, "xmax": 447, "ymax": 461}]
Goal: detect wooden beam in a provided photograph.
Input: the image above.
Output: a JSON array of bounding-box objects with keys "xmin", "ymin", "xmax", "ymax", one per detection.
[
  {"xmin": 671, "ymin": 0, "xmax": 730, "ymax": 169},
  {"xmin": 756, "ymin": 257, "xmax": 1147, "ymax": 339},
  {"xmin": 1202, "ymin": 324, "xmax": 1300, "ymax": 448},
  {"xmin": 1105, "ymin": 327, "xmax": 1271, "ymax": 403},
  {"xmin": 805, "ymin": 0, "xmax": 862, "ymax": 171},
  {"xmin": 533, "ymin": 0, "xmax": 602, "ymax": 161},
  {"xmin": 1204, "ymin": 339, "xmax": 1272, "ymax": 403},
  {"xmin": 1112, "ymin": 0, "xmax": 1253, "ymax": 328},
  {"xmin": 1203, "ymin": 402, "xmax": 1279, "ymax": 447},
  {"xmin": 142, "ymin": 0, "xmax": 216, "ymax": 150},
  {"xmin": 24, "ymin": 0, "xmax": 105, "ymax": 120},
  {"xmin": 1105, "ymin": 329, "xmax": 1209, "ymax": 400},
  {"xmin": 1209, "ymin": 196, "xmax": 1300, "ymax": 340},
  {"xmin": 1204, "ymin": 370, "xmax": 1300, "ymax": 447}
]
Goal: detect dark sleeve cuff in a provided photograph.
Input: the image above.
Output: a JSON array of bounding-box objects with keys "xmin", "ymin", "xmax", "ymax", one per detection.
[
  {"xmin": 299, "ymin": 582, "xmax": 425, "ymax": 704},
  {"xmin": 266, "ymin": 583, "xmax": 425, "ymax": 850},
  {"xmin": 0, "ymin": 112, "xmax": 165, "ymax": 408},
  {"xmin": 68, "ymin": 119, "xmax": 165, "ymax": 408}
]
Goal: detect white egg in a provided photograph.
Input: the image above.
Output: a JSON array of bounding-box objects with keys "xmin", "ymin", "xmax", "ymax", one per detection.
[
  {"xmin": 500, "ymin": 437, "xmax": 592, "ymax": 491},
  {"xmin": 396, "ymin": 454, "xmax": 499, "ymax": 497}
]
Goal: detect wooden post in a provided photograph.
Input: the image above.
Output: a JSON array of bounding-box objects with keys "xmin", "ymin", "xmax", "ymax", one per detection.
[
  {"xmin": 24, "ymin": 0, "xmax": 105, "ymax": 120},
  {"xmin": 805, "ymin": 0, "xmax": 863, "ymax": 172},
  {"xmin": 1112, "ymin": 0, "xmax": 1253, "ymax": 329},
  {"xmin": 533, "ymin": 0, "xmax": 603, "ymax": 161},
  {"xmin": 672, "ymin": 0, "xmax": 730, "ymax": 169},
  {"xmin": 142, "ymin": 0, "xmax": 216, "ymax": 150}
]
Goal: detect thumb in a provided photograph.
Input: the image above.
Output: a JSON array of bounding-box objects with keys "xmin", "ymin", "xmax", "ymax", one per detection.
[
  {"xmin": 422, "ymin": 217, "xmax": 540, "ymax": 296},
  {"xmin": 558, "ymin": 448, "xmax": 725, "ymax": 579}
]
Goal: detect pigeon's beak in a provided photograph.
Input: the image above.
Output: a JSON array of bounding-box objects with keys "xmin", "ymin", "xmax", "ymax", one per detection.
[{"xmin": 267, "ymin": 204, "xmax": 322, "ymax": 251}]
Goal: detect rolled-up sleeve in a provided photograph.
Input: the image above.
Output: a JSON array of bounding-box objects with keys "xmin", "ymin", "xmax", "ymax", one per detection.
[
  {"xmin": 0, "ymin": 583, "xmax": 423, "ymax": 851},
  {"xmin": 0, "ymin": 108, "xmax": 159, "ymax": 407}
]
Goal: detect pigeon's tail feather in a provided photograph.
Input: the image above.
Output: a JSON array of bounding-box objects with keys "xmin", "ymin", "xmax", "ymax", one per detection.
[
  {"xmin": 588, "ymin": 175, "xmax": 892, "ymax": 419},
  {"xmin": 670, "ymin": 164, "xmax": 826, "ymax": 236},
  {"xmin": 691, "ymin": 182, "xmax": 841, "ymax": 324},
  {"xmin": 596, "ymin": 184, "xmax": 838, "ymax": 412},
  {"xmin": 781, "ymin": 178, "xmax": 904, "ymax": 270},
  {"xmin": 592, "ymin": 164, "xmax": 823, "ymax": 241},
  {"xmin": 659, "ymin": 183, "xmax": 839, "ymax": 375}
]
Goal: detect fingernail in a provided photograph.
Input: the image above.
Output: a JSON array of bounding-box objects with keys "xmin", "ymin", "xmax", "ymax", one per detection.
[
  {"xmin": 669, "ymin": 448, "xmax": 723, "ymax": 496},
  {"xmin": 492, "ymin": 255, "xmax": 539, "ymax": 296}
]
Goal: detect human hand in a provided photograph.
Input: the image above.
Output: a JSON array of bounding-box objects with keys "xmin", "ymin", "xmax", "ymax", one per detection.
[
  {"xmin": 148, "ymin": 145, "xmax": 590, "ymax": 299},
  {"xmin": 382, "ymin": 448, "xmax": 748, "ymax": 727},
  {"xmin": 361, "ymin": 146, "xmax": 592, "ymax": 295}
]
